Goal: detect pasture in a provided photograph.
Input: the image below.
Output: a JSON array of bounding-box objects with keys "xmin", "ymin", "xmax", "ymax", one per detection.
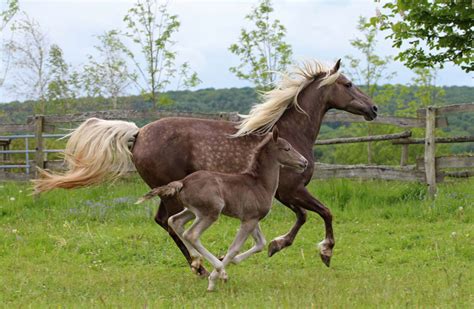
[{"xmin": 1, "ymin": 177, "xmax": 473, "ymax": 307}]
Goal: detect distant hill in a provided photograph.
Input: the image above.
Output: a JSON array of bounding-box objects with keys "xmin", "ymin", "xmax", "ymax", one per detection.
[{"xmin": 1, "ymin": 85, "xmax": 472, "ymax": 163}]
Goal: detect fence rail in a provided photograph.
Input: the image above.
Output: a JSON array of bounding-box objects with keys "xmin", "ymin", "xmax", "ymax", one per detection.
[{"xmin": 1, "ymin": 103, "xmax": 473, "ymax": 198}]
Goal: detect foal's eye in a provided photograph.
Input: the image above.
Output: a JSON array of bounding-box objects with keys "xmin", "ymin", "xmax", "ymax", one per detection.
[
  {"xmin": 284, "ymin": 147, "xmax": 290, "ymax": 151},
  {"xmin": 344, "ymin": 82, "xmax": 353, "ymax": 88}
]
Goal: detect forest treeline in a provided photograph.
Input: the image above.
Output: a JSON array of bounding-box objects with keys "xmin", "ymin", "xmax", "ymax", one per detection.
[
  {"xmin": 0, "ymin": 84, "xmax": 472, "ymax": 165},
  {"xmin": 1, "ymin": 84, "xmax": 472, "ymax": 122}
]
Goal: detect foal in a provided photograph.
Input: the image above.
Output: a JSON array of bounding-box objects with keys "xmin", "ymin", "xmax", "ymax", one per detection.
[{"xmin": 136, "ymin": 128, "xmax": 307, "ymax": 291}]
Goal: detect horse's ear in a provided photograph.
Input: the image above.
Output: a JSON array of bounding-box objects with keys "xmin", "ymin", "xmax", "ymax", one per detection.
[
  {"xmin": 272, "ymin": 126, "xmax": 279, "ymax": 142},
  {"xmin": 332, "ymin": 59, "xmax": 341, "ymax": 73}
]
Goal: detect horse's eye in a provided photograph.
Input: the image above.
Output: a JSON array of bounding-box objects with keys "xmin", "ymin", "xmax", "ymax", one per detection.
[
  {"xmin": 285, "ymin": 147, "xmax": 290, "ymax": 151},
  {"xmin": 345, "ymin": 82, "xmax": 353, "ymax": 88}
]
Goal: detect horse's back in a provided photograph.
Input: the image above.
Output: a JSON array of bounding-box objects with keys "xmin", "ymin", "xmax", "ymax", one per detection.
[{"xmin": 132, "ymin": 117, "xmax": 261, "ymax": 188}]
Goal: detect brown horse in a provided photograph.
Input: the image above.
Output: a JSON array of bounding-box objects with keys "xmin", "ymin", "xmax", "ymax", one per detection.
[
  {"xmin": 136, "ymin": 127, "xmax": 307, "ymax": 291},
  {"xmin": 34, "ymin": 59, "xmax": 377, "ymax": 276}
]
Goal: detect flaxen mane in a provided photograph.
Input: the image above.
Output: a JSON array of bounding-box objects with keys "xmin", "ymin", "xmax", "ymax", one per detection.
[{"xmin": 233, "ymin": 60, "xmax": 340, "ymax": 137}]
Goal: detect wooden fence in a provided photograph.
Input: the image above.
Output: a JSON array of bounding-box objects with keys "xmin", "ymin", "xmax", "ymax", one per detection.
[
  {"xmin": 1, "ymin": 104, "xmax": 473, "ymax": 198},
  {"xmin": 311, "ymin": 103, "xmax": 474, "ymax": 197}
]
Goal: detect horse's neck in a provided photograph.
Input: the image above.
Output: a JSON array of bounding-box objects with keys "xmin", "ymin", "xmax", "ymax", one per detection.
[
  {"xmin": 276, "ymin": 88, "xmax": 327, "ymax": 155},
  {"xmin": 248, "ymin": 146, "xmax": 280, "ymax": 194}
]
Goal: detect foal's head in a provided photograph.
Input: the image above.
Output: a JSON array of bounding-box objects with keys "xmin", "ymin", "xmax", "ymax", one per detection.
[{"xmin": 266, "ymin": 127, "xmax": 308, "ymax": 173}]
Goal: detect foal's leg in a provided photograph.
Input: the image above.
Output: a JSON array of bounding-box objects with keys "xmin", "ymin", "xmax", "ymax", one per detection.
[
  {"xmin": 168, "ymin": 209, "xmax": 204, "ymax": 275},
  {"xmin": 210, "ymin": 219, "xmax": 258, "ymax": 290},
  {"xmin": 231, "ymin": 223, "xmax": 266, "ymax": 264},
  {"xmin": 155, "ymin": 200, "xmax": 209, "ymax": 276},
  {"xmin": 182, "ymin": 214, "xmax": 224, "ymax": 291}
]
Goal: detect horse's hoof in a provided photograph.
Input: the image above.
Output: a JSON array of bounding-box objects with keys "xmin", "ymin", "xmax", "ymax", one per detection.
[
  {"xmin": 320, "ymin": 253, "xmax": 331, "ymax": 267},
  {"xmin": 197, "ymin": 266, "xmax": 210, "ymax": 278},
  {"xmin": 191, "ymin": 261, "xmax": 209, "ymax": 278},
  {"xmin": 268, "ymin": 239, "xmax": 283, "ymax": 257}
]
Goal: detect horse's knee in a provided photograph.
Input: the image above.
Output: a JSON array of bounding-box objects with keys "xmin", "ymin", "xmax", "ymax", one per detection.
[{"xmin": 299, "ymin": 209, "xmax": 308, "ymax": 224}]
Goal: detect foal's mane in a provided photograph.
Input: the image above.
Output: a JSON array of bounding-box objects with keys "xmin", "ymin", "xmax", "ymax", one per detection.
[
  {"xmin": 233, "ymin": 60, "xmax": 340, "ymax": 137},
  {"xmin": 243, "ymin": 133, "xmax": 273, "ymax": 177}
]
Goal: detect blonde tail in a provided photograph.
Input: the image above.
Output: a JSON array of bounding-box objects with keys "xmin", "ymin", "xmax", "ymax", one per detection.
[
  {"xmin": 33, "ymin": 117, "xmax": 140, "ymax": 193},
  {"xmin": 135, "ymin": 181, "xmax": 183, "ymax": 204}
]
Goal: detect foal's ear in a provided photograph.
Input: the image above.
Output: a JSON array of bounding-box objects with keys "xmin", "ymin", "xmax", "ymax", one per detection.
[
  {"xmin": 272, "ymin": 126, "xmax": 279, "ymax": 142},
  {"xmin": 332, "ymin": 59, "xmax": 341, "ymax": 73}
]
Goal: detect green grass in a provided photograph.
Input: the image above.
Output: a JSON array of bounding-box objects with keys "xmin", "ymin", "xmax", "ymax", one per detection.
[{"xmin": 1, "ymin": 177, "xmax": 473, "ymax": 307}]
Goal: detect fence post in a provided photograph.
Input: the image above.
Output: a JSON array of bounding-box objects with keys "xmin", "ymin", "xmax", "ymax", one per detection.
[
  {"xmin": 34, "ymin": 115, "xmax": 45, "ymax": 176},
  {"xmin": 424, "ymin": 107, "xmax": 437, "ymax": 198},
  {"xmin": 400, "ymin": 144, "xmax": 409, "ymax": 166}
]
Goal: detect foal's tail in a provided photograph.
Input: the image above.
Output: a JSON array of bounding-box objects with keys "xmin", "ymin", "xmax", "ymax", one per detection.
[
  {"xmin": 135, "ymin": 181, "xmax": 183, "ymax": 204},
  {"xmin": 33, "ymin": 117, "xmax": 140, "ymax": 194}
]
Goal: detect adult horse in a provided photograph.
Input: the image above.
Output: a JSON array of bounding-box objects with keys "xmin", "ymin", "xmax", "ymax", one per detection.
[{"xmin": 34, "ymin": 59, "xmax": 377, "ymax": 276}]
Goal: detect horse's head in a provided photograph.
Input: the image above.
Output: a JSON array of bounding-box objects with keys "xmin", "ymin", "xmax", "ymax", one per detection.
[
  {"xmin": 270, "ymin": 127, "xmax": 308, "ymax": 173},
  {"xmin": 316, "ymin": 59, "xmax": 378, "ymax": 121}
]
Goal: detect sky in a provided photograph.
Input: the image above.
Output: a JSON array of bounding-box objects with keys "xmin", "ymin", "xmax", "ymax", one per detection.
[{"xmin": 0, "ymin": 0, "xmax": 472, "ymax": 102}]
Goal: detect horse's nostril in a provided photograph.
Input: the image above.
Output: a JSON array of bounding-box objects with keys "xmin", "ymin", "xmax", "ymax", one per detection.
[{"xmin": 372, "ymin": 105, "xmax": 378, "ymax": 113}]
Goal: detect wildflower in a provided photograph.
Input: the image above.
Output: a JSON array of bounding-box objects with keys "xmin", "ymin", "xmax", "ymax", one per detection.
[
  {"xmin": 9, "ymin": 197, "xmax": 15, "ymax": 201},
  {"xmin": 451, "ymin": 232, "xmax": 457, "ymax": 238}
]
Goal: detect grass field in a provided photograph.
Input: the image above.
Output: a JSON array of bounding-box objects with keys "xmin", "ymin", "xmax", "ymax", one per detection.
[{"xmin": 1, "ymin": 177, "xmax": 473, "ymax": 307}]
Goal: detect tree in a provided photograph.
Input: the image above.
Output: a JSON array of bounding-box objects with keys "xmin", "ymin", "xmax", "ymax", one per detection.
[
  {"xmin": 229, "ymin": 0, "xmax": 292, "ymax": 90},
  {"xmin": 0, "ymin": 0, "xmax": 18, "ymax": 31},
  {"xmin": 47, "ymin": 44, "xmax": 78, "ymax": 112},
  {"xmin": 345, "ymin": 16, "xmax": 395, "ymax": 164},
  {"xmin": 82, "ymin": 30, "xmax": 135, "ymax": 109},
  {"xmin": 4, "ymin": 12, "xmax": 50, "ymax": 113},
  {"xmin": 345, "ymin": 17, "xmax": 395, "ymax": 98},
  {"xmin": 372, "ymin": 1, "xmax": 473, "ymax": 72},
  {"xmin": 0, "ymin": 0, "xmax": 19, "ymax": 88},
  {"xmin": 123, "ymin": 0, "xmax": 200, "ymax": 108},
  {"xmin": 411, "ymin": 67, "xmax": 445, "ymax": 109}
]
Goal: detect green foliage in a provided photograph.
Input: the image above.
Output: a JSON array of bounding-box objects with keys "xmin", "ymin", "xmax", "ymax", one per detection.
[
  {"xmin": 345, "ymin": 16, "xmax": 395, "ymax": 163},
  {"xmin": 229, "ymin": 0, "xmax": 292, "ymax": 90},
  {"xmin": 345, "ymin": 16, "xmax": 395, "ymax": 98},
  {"xmin": 123, "ymin": 0, "xmax": 200, "ymax": 107},
  {"xmin": 0, "ymin": 178, "xmax": 472, "ymax": 306},
  {"xmin": 82, "ymin": 30, "xmax": 135, "ymax": 109},
  {"xmin": 47, "ymin": 44, "xmax": 78, "ymax": 113},
  {"xmin": 4, "ymin": 13, "xmax": 51, "ymax": 113},
  {"xmin": 0, "ymin": 0, "xmax": 18, "ymax": 31},
  {"xmin": 372, "ymin": 1, "xmax": 473, "ymax": 72}
]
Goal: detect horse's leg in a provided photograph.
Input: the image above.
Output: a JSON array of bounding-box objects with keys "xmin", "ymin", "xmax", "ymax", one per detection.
[
  {"xmin": 231, "ymin": 223, "xmax": 266, "ymax": 264},
  {"xmin": 168, "ymin": 209, "xmax": 204, "ymax": 275},
  {"xmin": 285, "ymin": 187, "xmax": 335, "ymax": 267},
  {"xmin": 267, "ymin": 199, "xmax": 307, "ymax": 257},
  {"xmin": 155, "ymin": 200, "xmax": 209, "ymax": 276}
]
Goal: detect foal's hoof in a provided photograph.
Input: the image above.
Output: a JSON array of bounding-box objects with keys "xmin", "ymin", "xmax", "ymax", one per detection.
[
  {"xmin": 320, "ymin": 254, "xmax": 331, "ymax": 267},
  {"xmin": 219, "ymin": 270, "xmax": 228, "ymax": 283},
  {"xmin": 268, "ymin": 238, "xmax": 284, "ymax": 257}
]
